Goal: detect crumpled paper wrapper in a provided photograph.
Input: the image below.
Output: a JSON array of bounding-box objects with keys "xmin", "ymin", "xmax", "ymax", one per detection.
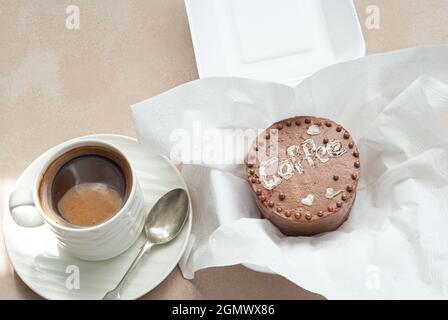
[{"xmin": 132, "ymin": 46, "xmax": 448, "ymax": 299}]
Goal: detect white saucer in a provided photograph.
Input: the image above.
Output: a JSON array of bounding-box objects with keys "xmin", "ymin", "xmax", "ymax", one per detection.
[{"xmin": 3, "ymin": 134, "xmax": 192, "ymax": 300}]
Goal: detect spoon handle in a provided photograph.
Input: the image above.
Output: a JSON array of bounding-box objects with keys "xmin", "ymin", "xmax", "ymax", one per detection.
[{"xmin": 103, "ymin": 241, "xmax": 154, "ymax": 300}]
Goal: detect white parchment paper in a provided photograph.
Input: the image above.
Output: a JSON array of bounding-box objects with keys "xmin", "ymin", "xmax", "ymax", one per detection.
[{"xmin": 132, "ymin": 46, "xmax": 448, "ymax": 299}]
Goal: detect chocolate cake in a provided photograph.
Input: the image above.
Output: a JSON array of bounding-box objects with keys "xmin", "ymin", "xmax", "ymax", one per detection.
[{"xmin": 246, "ymin": 116, "xmax": 360, "ymax": 236}]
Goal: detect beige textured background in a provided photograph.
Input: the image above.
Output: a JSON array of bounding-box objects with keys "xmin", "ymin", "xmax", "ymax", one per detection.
[{"xmin": 0, "ymin": 0, "xmax": 447, "ymax": 299}]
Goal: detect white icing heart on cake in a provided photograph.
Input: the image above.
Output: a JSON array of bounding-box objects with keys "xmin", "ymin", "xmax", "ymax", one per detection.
[
  {"xmin": 325, "ymin": 187, "xmax": 343, "ymax": 199},
  {"xmin": 306, "ymin": 125, "xmax": 321, "ymax": 135},
  {"xmin": 301, "ymin": 194, "xmax": 314, "ymax": 206}
]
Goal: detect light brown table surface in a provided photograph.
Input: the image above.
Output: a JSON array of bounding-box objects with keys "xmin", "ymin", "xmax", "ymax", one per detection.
[{"xmin": 1, "ymin": 0, "xmax": 447, "ymax": 300}]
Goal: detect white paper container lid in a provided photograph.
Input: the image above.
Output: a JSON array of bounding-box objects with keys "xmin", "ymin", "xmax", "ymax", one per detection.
[{"xmin": 185, "ymin": 0, "xmax": 366, "ymax": 86}]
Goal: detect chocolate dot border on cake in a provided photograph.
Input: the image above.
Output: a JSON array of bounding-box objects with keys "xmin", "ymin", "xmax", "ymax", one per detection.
[{"xmin": 245, "ymin": 116, "xmax": 360, "ymax": 236}]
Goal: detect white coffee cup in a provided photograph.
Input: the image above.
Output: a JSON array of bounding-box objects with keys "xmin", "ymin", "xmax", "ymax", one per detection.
[{"xmin": 8, "ymin": 139, "xmax": 146, "ymax": 261}]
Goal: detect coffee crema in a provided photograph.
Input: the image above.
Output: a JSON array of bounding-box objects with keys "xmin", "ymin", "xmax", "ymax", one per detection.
[{"xmin": 58, "ymin": 182, "xmax": 123, "ymax": 227}]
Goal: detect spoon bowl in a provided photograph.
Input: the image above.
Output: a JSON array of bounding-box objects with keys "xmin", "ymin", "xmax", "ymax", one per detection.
[{"xmin": 145, "ymin": 188, "xmax": 189, "ymax": 244}]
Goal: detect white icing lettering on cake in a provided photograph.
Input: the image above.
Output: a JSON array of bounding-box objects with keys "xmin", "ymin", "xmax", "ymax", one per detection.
[
  {"xmin": 287, "ymin": 145, "xmax": 300, "ymax": 158},
  {"xmin": 278, "ymin": 160, "xmax": 294, "ymax": 179},
  {"xmin": 307, "ymin": 125, "xmax": 321, "ymax": 136},
  {"xmin": 302, "ymin": 139, "xmax": 316, "ymax": 167},
  {"xmin": 326, "ymin": 139, "xmax": 346, "ymax": 157},
  {"xmin": 286, "ymin": 145, "xmax": 304, "ymax": 174},
  {"xmin": 301, "ymin": 194, "xmax": 314, "ymax": 206},
  {"xmin": 259, "ymin": 157, "xmax": 282, "ymax": 190},
  {"xmin": 316, "ymin": 145, "xmax": 329, "ymax": 163},
  {"xmin": 258, "ymin": 137, "xmax": 346, "ymax": 191},
  {"xmin": 293, "ymin": 159, "xmax": 304, "ymax": 175},
  {"xmin": 325, "ymin": 188, "xmax": 343, "ymax": 199}
]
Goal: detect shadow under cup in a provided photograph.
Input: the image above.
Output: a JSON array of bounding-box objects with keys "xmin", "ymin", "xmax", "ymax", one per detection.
[{"xmin": 38, "ymin": 145, "xmax": 133, "ymax": 228}]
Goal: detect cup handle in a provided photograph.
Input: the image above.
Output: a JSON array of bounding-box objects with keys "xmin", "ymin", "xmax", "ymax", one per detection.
[{"xmin": 9, "ymin": 189, "xmax": 44, "ymax": 227}]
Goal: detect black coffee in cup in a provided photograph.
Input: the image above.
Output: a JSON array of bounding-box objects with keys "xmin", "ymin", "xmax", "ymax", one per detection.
[{"xmin": 38, "ymin": 145, "xmax": 132, "ymax": 227}]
